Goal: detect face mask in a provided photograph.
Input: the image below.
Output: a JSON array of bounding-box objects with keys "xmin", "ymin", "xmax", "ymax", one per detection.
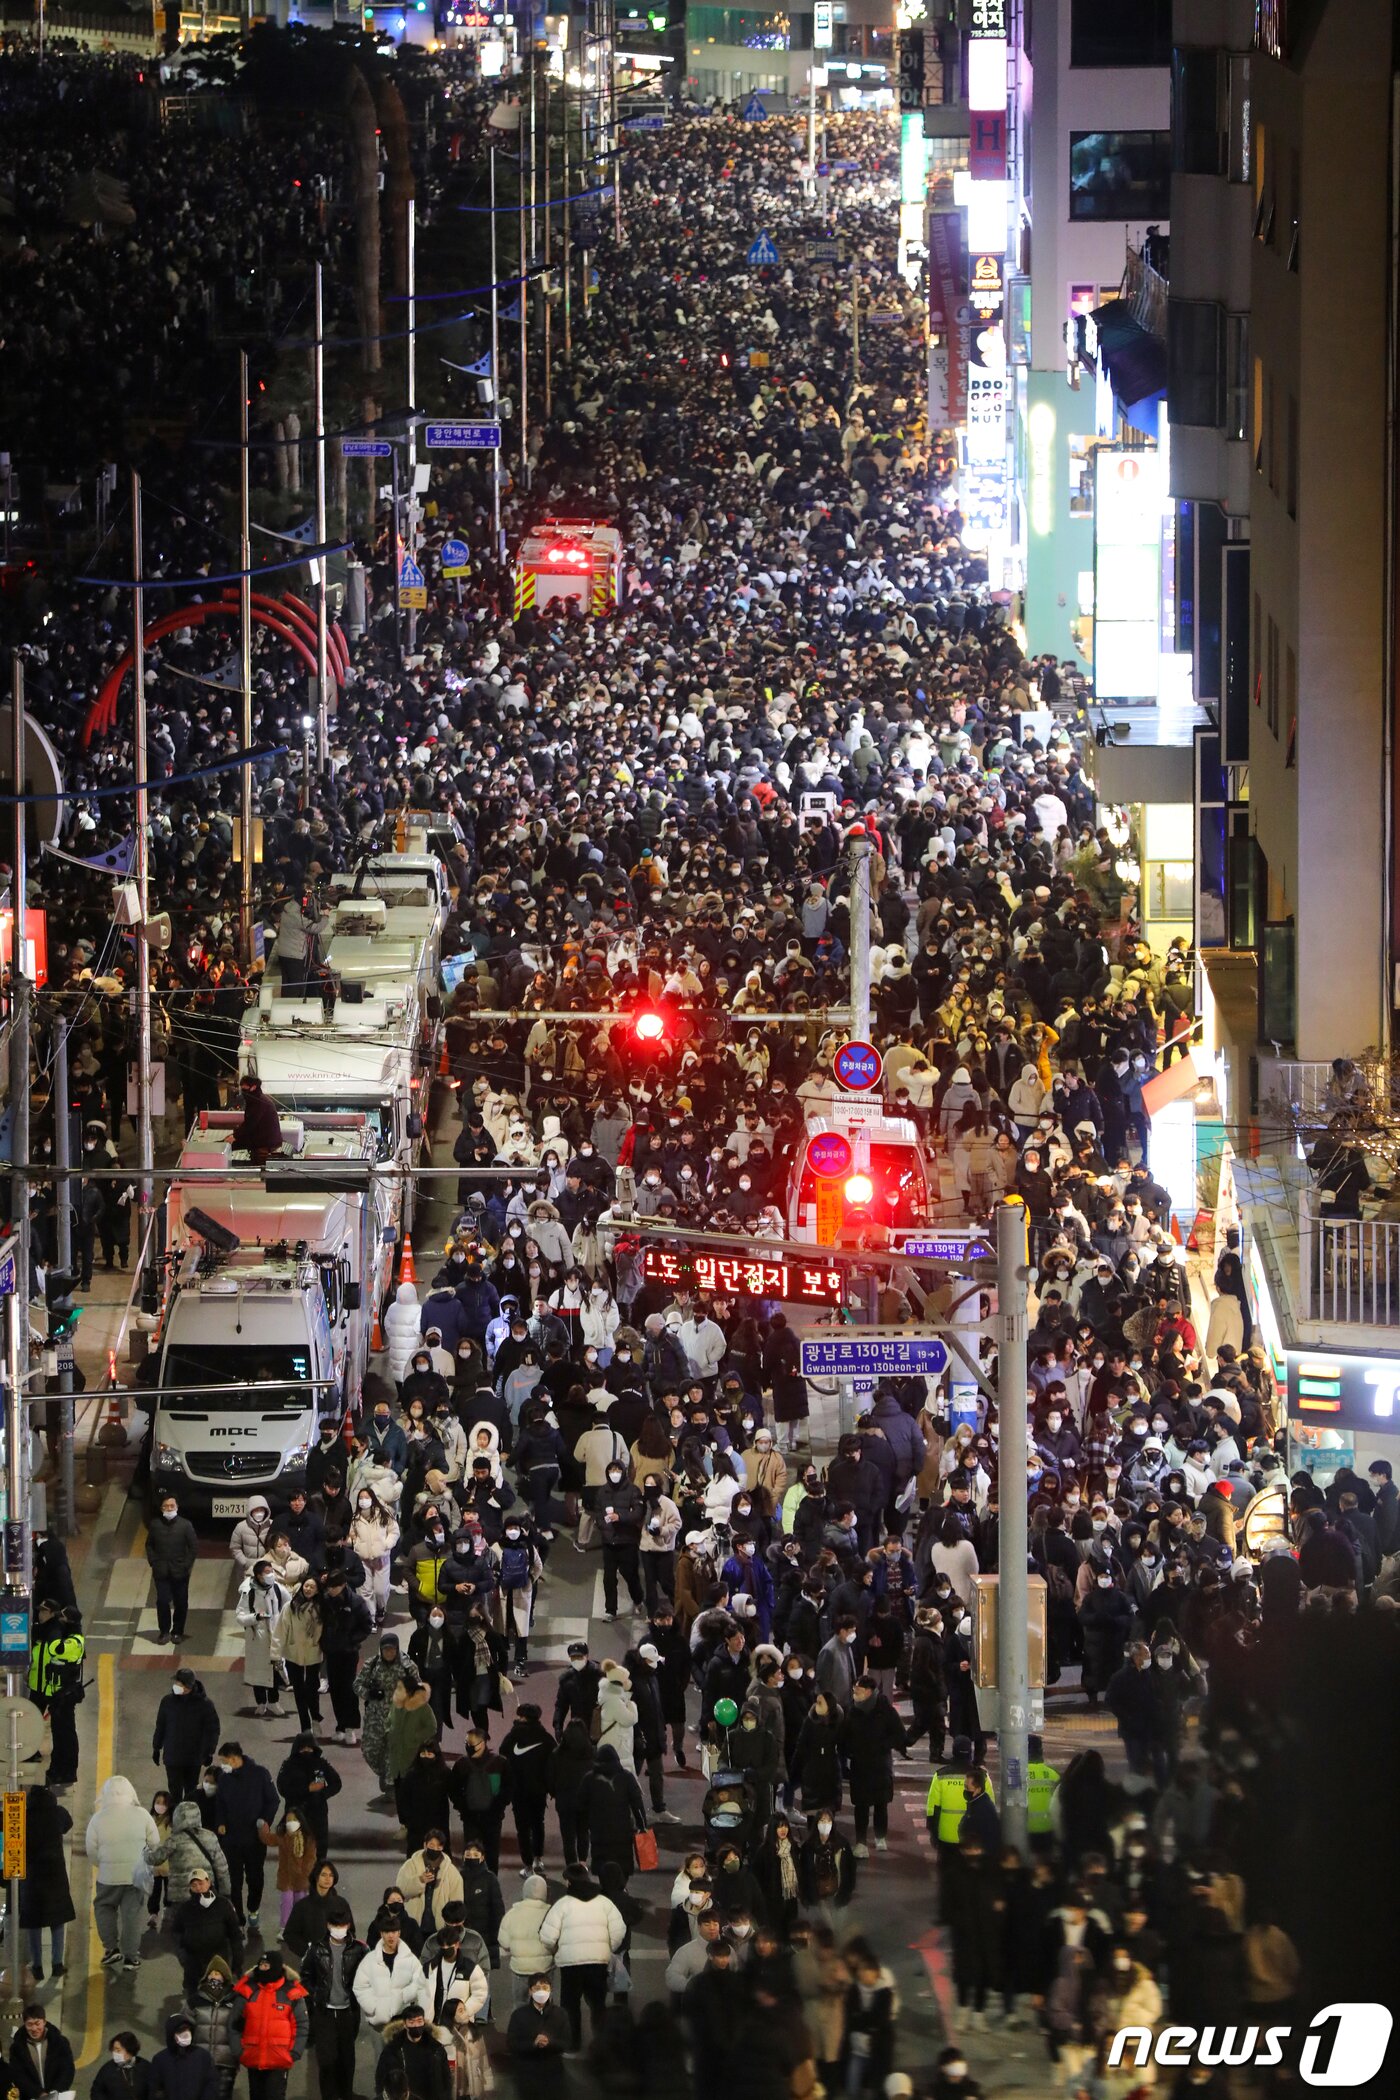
[
  {"xmin": 817, "ymin": 1819, "xmax": 832, "ymax": 1837},
  {"xmin": 174, "ymin": 2035, "xmax": 193, "ymax": 2049},
  {"xmin": 530, "ymin": 1989, "xmax": 551, "ymax": 2007},
  {"xmin": 429, "ymin": 1613, "xmax": 445, "ymax": 1629},
  {"xmin": 172, "ymin": 1685, "xmax": 187, "ymax": 1698},
  {"xmin": 329, "ymin": 1926, "xmax": 349, "ymax": 1941},
  {"xmin": 1155, "ymin": 1653, "xmax": 1173, "ymax": 1669},
  {"xmin": 1046, "ymin": 1416, "xmax": 1062, "ymax": 1432},
  {"xmin": 285, "ymin": 1818, "xmax": 300, "ymax": 1834},
  {"xmin": 1096, "ymin": 1575, "xmax": 1112, "ymax": 1589},
  {"xmin": 111, "ymin": 2054, "xmax": 130, "ymax": 2067},
  {"xmin": 162, "ymin": 1509, "xmax": 178, "ymax": 1522}
]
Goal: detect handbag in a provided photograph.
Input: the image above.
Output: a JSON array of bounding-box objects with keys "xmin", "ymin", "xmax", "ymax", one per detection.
[{"xmin": 633, "ymin": 1826, "xmax": 659, "ymax": 1873}]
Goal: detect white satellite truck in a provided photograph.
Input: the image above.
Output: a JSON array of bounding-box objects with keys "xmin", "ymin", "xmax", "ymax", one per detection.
[{"xmin": 147, "ymin": 1111, "xmax": 395, "ymax": 1518}]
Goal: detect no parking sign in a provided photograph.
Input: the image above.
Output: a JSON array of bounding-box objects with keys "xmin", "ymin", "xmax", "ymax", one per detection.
[{"xmin": 833, "ymin": 1039, "xmax": 882, "ymax": 1091}]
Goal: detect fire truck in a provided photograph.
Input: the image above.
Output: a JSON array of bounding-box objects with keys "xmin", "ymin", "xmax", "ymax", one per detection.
[{"xmin": 513, "ymin": 516, "xmax": 625, "ymax": 617}]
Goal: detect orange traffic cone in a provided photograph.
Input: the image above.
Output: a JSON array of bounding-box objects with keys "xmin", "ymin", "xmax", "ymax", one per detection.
[
  {"xmin": 400, "ymin": 1233, "xmax": 418, "ymax": 1285},
  {"xmin": 1170, "ymin": 1213, "xmax": 1184, "ymax": 1246},
  {"xmin": 371, "ymin": 1304, "xmax": 385, "ymax": 1352}
]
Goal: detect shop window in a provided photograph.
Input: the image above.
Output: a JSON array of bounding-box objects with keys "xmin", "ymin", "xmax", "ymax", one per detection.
[{"xmin": 1172, "ymin": 47, "xmax": 1223, "ymax": 176}]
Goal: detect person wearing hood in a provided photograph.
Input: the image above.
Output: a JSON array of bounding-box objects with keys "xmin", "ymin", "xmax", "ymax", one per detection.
[
  {"xmin": 498, "ymin": 1703, "xmax": 555, "ymax": 1873},
  {"xmin": 148, "ymin": 1797, "xmax": 232, "ymax": 1902},
  {"xmin": 498, "ymin": 1873, "xmax": 555, "ymax": 2009},
  {"xmin": 387, "ymin": 1666, "xmax": 439, "ymax": 1797},
  {"xmin": 232, "ymin": 1949, "xmax": 308, "ymax": 2100},
  {"xmin": 177, "ymin": 1960, "xmax": 242, "ymax": 2100},
  {"xmin": 575, "ymin": 1742, "xmax": 647, "ymax": 1889},
  {"xmin": 154, "ymin": 1668, "xmax": 222, "ymax": 1805},
  {"xmin": 538, "ymin": 1862, "xmax": 628, "ymax": 2050},
  {"xmin": 385, "ymin": 1282, "xmax": 426, "ymax": 1385},
  {"xmin": 149, "ymin": 2014, "xmax": 217, "ymax": 2100},
  {"xmin": 229, "ymin": 1498, "xmax": 275, "ymax": 1581},
  {"xmin": 275, "ymin": 1734, "xmax": 342, "ymax": 1860},
  {"xmin": 87, "ymin": 1775, "xmax": 159, "ymax": 1971}
]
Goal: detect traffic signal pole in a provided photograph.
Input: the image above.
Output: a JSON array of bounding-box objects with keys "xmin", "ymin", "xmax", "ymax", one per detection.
[
  {"xmin": 52, "ymin": 1015, "xmax": 76, "ymax": 1538},
  {"xmin": 5, "ymin": 663, "xmax": 32, "ymax": 2045},
  {"xmin": 996, "ymin": 1196, "xmax": 1031, "ymax": 1851}
]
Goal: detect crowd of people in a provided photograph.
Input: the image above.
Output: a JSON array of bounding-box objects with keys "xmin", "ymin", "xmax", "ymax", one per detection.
[{"xmin": 4, "ymin": 36, "xmax": 1396, "ymax": 2100}]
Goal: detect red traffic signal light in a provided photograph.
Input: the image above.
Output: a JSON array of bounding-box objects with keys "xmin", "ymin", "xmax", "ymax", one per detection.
[
  {"xmin": 633, "ymin": 1009, "xmax": 666, "ymax": 1045},
  {"xmin": 844, "ymin": 1172, "xmax": 874, "ymax": 1208}
]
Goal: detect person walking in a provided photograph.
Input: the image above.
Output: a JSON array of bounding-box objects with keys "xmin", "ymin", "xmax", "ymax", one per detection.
[
  {"xmin": 150, "ymin": 2013, "xmax": 218, "ymax": 2100},
  {"xmin": 148, "ymin": 1799, "xmax": 232, "ymax": 1901},
  {"xmin": 537, "ymin": 1863, "xmax": 628, "ymax": 2050},
  {"xmin": 271, "ymin": 1579, "xmax": 326, "ymax": 1735},
  {"xmin": 153, "ymin": 1667, "xmax": 221, "ymax": 1805},
  {"xmin": 172, "ymin": 1871, "xmax": 245, "ymax": 1999},
  {"xmin": 28, "ymin": 1598, "xmax": 85, "ymax": 1789},
  {"xmin": 231, "ymin": 1950, "xmax": 308, "ymax": 2100},
  {"xmin": 211, "ymin": 1742, "xmax": 279, "ymax": 1931},
  {"xmin": 319, "ymin": 1571, "xmax": 373, "ymax": 1745},
  {"xmin": 87, "ymin": 1775, "xmax": 159, "ymax": 1973},
  {"xmin": 91, "ymin": 2030, "xmax": 152, "ymax": 2100},
  {"xmin": 235, "ymin": 1560, "xmax": 290, "ymax": 1718},
  {"xmin": 299, "ymin": 1898, "xmax": 366, "ymax": 2100},
  {"xmin": 840, "ymin": 1675, "xmax": 908, "ymax": 1858},
  {"xmin": 177, "ymin": 1961, "xmax": 241, "ymax": 2100},
  {"xmin": 148, "ymin": 1493, "xmax": 199, "ymax": 1646}
]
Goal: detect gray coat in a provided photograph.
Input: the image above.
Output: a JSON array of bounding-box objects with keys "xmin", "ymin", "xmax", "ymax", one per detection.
[{"xmin": 147, "ymin": 1799, "xmax": 231, "ymax": 1898}]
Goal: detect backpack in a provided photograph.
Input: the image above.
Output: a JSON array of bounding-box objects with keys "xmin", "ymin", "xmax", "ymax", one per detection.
[
  {"xmin": 499, "ymin": 1543, "xmax": 531, "ymax": 1592},
  {"xmin": 1043, "ymin": 1561, "xmax": 1075, "ymax": 1607}
]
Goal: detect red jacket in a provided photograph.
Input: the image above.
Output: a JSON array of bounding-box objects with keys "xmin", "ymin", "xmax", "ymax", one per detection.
[{"xmin": 234, "ymin": 1974, "xmax": 309, "ymax": 2070}]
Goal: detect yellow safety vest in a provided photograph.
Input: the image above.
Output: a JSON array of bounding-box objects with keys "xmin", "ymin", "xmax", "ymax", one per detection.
[
  {"xmin": 1027, "ymin": 1762, "xmax": 1059, "ymax": 1836},
  {"xmin": 924, "ymin": 1769, "xmax": 997, "ymax": 1845}
]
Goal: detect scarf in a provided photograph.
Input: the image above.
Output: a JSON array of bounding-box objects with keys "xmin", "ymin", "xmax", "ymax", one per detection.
[
  {"xmin": 776, "ymin": 1834, "xmax": 798, "ymax": 1902},
  {"xmin": 469, "ymin": 1626, "xmax": 492, "ymax": 1677}
]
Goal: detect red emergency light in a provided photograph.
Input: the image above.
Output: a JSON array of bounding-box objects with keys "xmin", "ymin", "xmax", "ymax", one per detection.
[{"xmin": 543, "ymin": 544, "xmax": 590, "ymax": 567}]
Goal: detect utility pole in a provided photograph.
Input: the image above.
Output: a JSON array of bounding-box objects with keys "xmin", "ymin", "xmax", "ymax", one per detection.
[
  {"xmin": 5, "ymin": 662, "xmax": 33, "ymax": 2048},
  {"xmin": 851, "ymin": 255, "xmax": 861, "ymax": 382},
  {"xmin": 51, "ymin": 1015, "xmax": 76, "ymax": 1538},
  {"xmin": 237, "ymin": 360, "xmax": 255, "ymax": 968},
  {"xmin": 489, "ymin": 145, "xmax": 504, "ymax": 560},
  {"xmin": 996, "ymin": 1196, "xmax": 1031, "ymax": 1852},
  {"xmin": 561, "ymin": 93, "xmax": 573, "ymax": 365},
  {"xmin": 542, "ymin": 71, "xmax": 553, "ymax": 419},
  {"xmin": 406, "ymin": 197, "xmax": 420, "ymax": 658},
  {"xmin": 518, "ymin": 77, "xmax": 531, "ymax": 492},
  {"xmin": 313, "ymin": 262, "xmax": 330, "ymax": 778},
  {"xmin": 848, "ymin": 829, "xmax": 873, "ymax": 1040},
  {"xmin": 131, "ymin": 472, "xmax": 155, "ymax": 1308}
]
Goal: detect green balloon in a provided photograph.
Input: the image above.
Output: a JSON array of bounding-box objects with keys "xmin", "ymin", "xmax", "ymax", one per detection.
[{"xmin": 714, "ymin": 1697, "xmax": 739, "ymax": 1728}]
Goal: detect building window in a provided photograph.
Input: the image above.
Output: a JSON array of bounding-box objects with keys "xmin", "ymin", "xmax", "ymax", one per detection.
[
  {"xmin": 1070, "ymin": 0, "xmax": 1171, "ymax": 68},
  {"xmin": 1172, "ymin": 48, "xmax": 1224, "ymax": 177},
  {"xmin": 1253, "ymin": 120, "xmax": 1275, "ymax": 241},
  {"xmin": 1266, "ymin": 616, "xmax": 1279, "ymax": 737},
  {"xmin": 1252, "ymin": 356, "xmax": 1264, "ymax": 472},
  {"xmin": 1226, "ymin": 53, "xmax": 1252, "ymax": 182},
  {"xmin": 1286, "ymin": 391, "xmax": 1298, "ymax": 517},
  {"xmin": 1168, "ymin": 299, "xmax": 1224, "ymax": 427},
  {"xmin": 1252, "ymin": 589, "xmax": 1261, "ymax": 713},
  {"xmin": 1225, "ymin": 313, "xmax": 1250, "ymax": 440},
  {"xmin": 1069, "ymin": 131, "xmax": 1171, "ymax": 219},
  {"xmin": 1285, "ymin": 645, "xmax": 1297, "ymax": 766},
  {"xmin": 1287, "ymin": 146, "xmax": 1301, "ymax": 268}
]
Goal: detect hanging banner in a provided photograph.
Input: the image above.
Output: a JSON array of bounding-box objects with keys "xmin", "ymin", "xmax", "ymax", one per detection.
[{"xmin": 927, "ymin": 211, "xmax": 966, "ymax": 423}]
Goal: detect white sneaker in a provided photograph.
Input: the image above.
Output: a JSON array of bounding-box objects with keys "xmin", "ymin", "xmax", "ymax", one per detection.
[
  {"xmin": 654, "ymin": 1809, "xmax": 681, "ymax": 1824},
  {"xmin": 852, "ymin": 1842, "xmax": 869, "ymax": 1859},
  {"xmin": 874, "ymin": 1837, "xmax": 888, "ymax": 1852}
]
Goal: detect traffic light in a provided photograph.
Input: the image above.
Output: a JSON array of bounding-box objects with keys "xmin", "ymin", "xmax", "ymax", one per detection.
[
  {"xmin": 632, "ymin": 1008, "xmax": 667, "ymax": 1046},
  {"xmin": 45, "ymin": 1268, "xmax": 79, "ymax": 1342},
  {"xmin": 844, "ymin": 1171, "xmax": 874, "ymax": 1210}
]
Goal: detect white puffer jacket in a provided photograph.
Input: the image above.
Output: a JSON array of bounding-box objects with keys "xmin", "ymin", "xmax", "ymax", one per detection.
[
  {"xmin": 384, "ymin": 1282, "xmax": 423, "ymax": 1384},
  {"xmin": 596, "ymin": 1671, "xmax": 637, "ymax": 1760},
  {"xmin": 86, "ymin": 1776, "xmax": 159, "ymax": 1887},
  {"xmin": 354, "ymin": 1941, "xmax": 429, "ymax": 2027},
  {"xmin": 538, "ymin": 1890, "xmax": 627, "ymax": 1968},
  {"xmin": 497, "ymin": 1878, "xmax": 555, "ymax": 1975}
]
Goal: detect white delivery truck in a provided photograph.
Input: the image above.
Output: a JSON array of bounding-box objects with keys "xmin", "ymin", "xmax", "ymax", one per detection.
[{"xmin": 329, "ymin": 854, "xmax": 449, "ymax": 978}]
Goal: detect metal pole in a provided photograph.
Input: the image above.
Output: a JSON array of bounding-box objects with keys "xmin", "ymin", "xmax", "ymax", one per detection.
[
  {"xmin": 852, "ymin": 254, "xmax": 861, "ymax": 381},
  {"xmin": 51, "ymin": 1017, "xmax": 75, "ymax": 1539},
  {"xmin": 543, "ymin": 71, "xmax": 553, "ymax": 419},
  {"xmin": 313, "ymin": 262, "xmax": 330, "ymax": 777},
  {"xmin": 6, "ymin": 667, "xmax": 32, "ymax": 2043},
  {"xmin": 849, "ymin": 831, "xmax": 873, "ymax": 1041},
  {"xmin": 406, "ymin": 197, "xmax": 420, "ymax": 658},
  {"xmin": 996, "ymin": 1197, "xmax": 1031, "ymax": 1853},
  {"xmin": 390, "ymin": 444, "xmax": 404, "ymax": 669},
  {"xmin": 238, "ymin": 360, "xmax": 255, "ymax": 968},
  {"xmin": 561, "ymin": 97, "xmax": 573, "ymax": 364},
  {"xmin": 131, "ymin": 473, "xmax": 155, "ymax": 1299},
  {"xmin": 808, "ymin": 50, "xmax": 817, "ymax": 181},
  {"xmin": 490, "ymin": 145, "xmax": 504, "ymax": 560},
  {"xmin": 519, "ymin": 92, "xmax": 530, "ymax": 491}
]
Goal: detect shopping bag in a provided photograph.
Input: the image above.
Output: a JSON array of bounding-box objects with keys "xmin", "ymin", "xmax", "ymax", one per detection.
[{"xmin": 633, "ymin": 1826, "xmax": 660, "ymax": 1872}]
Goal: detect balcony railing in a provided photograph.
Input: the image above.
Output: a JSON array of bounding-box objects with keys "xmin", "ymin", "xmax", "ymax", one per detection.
[
  {"xmin": 1124, "ymin": 243, "xmax": 1169, "ymax": 342},
  {"xmin": 1300, "ymin": 1189, "xmax": 1400, "ymax": 1328}
]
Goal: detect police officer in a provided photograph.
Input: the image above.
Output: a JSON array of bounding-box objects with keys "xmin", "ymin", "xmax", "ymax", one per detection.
[{"xmin": 28, "ymin": 1600, "xmax": 85, "ymax": 1789}]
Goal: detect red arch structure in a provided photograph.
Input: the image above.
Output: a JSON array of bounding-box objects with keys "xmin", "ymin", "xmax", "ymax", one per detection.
[{"xmin": 83, "ymin": 592, "xmax": 349, "ymax": 748}]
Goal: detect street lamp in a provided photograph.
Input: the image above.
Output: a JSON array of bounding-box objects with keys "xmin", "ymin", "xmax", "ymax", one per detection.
[{"xmin": 301, "ymin": 714, "xmax": 314, "ymax": 806}]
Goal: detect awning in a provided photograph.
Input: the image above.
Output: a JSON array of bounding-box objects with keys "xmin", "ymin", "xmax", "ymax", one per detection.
[{"xmin": 1085, "ymin": 297, "xmax": 1167, "ymax": 409}]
